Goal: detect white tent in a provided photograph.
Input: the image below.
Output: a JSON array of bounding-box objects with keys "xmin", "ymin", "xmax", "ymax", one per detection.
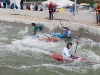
[
  {"xmin": 42, "ymin": 0, "xmax": 60, "ymax": 4},
  {"xmin": 57, "ymin": 0, "xmax": 74, "ymax": 8},
  {"xmin": 42, "ymin": 0, "xmax": 74, "ymax": 8}
]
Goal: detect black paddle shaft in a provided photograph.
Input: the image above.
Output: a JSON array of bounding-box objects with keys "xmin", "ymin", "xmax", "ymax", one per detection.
[
  {"xmin": 41, "ymin": 31, "xmax": 50, "ymax": 38},
  {"xmin": 75, "ymin": 34, "xmax": 81, "ymax": 53}
]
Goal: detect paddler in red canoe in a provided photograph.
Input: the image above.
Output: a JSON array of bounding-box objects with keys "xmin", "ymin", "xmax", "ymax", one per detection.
[
  {"xmin": 62, "ymin": 41, "xmax": 79, "ymax": 61},
  {"xmin": 33, "ymin": 31, "xmax": 61, "ymax": 42}
]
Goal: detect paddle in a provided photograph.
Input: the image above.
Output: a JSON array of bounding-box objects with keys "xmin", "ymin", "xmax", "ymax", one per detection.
[
  {"xmin": 75, "ymin": 34, "xmax": 81, "ymax": 53},
  {"xmin": 41, "ymin": 31, "xmax": 50, "ymax": 38}
]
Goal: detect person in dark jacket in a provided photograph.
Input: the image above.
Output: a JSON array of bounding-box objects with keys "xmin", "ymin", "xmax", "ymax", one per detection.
[
  {"xmin": 2, "ymin": 0, "xmax": 7, "ymax": 8},
  {"xmin": 31, "ymin": 23, "xmax": 44, "ymax": 32},
  {"xmin": 48, "ymin": 1, "xmax": 54, "ymax": 20},
  {"xmin": 35, "ymin": 3, "xmax": 38, "ymax": 11},
  {"xmin": 20, "ymin": 0, "xmax": 24, "ymax": 9}
]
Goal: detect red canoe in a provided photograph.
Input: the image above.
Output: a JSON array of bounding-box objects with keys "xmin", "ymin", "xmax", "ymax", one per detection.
[
  {"xmin": 49, "ymin": 53, "xmax": 86, "ymax": 62},
  {"xmin": 38, "ymin": 37, "xmax": 61, "ymax": 42}
]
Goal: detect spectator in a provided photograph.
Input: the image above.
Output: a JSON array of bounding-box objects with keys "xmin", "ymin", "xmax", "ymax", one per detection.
[
  {"xmin": 0, "ymin": 0, "xmax": 1, "ymax": 8},
  {"xmin": 20, "ymin": 0, "xmax": 24, "ymax": 10},
  {"xmin": 10, "ymin": 3, "xmax": 18, "ymax": 9},
  {"xmin": 38, "ymin": 4, "xmax": 43, "ymax": 11},
  {"xmin": 96, "ymin": 2, "xmax": 100, "ymax": 24},
  {"xmin": 7, "ymin": 0, "xmax": 10, "ymax": 8},
  {"xmin": 34, "ymin": 3, "xmax": 38, "ymax": 11},
  {"xmin": 48, "ymin": 1, "xmax": 54, "ymax": 20},
  {"xmin": 2, "ymin": 0, "xmax": 7, "ymax": 8},
  {"xmin": 26, "ymin": 3, "xmax": 30, "ymax": 10},
  {"xmin": 11, "ymin": 3, "xmax": 14, "ymax": 9}
]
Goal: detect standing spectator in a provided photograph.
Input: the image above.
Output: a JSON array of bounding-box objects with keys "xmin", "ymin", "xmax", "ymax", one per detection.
[
  {"xmin": 34, "ymin": 3, "xmax": 38, "ymax": 11},
  {"xmin": 2, "ymin": 0, "xmax": 7, "ymax": 8},
  {"xmin": 38, "ymin": 4, "xmax": 43, "ymax": 11},
  {"xmin": 20, "ymin": 0, "xmax": 24, "ymax": 10},
  {"xmin": 26, "ymin": 3, "xmax": 30, "ymax": 10},
  {"xmin": 0, "ymin": 0, "xmax": 1, "ymax": 8},
  {"xmin": 70, "ymin": 4, "xmax": 75, "ymax": 15},
  {"xmin": 30, "ymin": 3, "xmax": 33, "ymax": 10},
  {"xmin": 48, "ymin": 1, "xmax": 54, "ymax": 20},
  {"xmin": 7, "ymin": 0, "xmax": 10, "ymax": 8},
  {"xmin": 96, "ymin": 2, "xmax": 100, "ymax": 24},
  {"xmin": 30, "ymin": 3, "xmax": 35, "ymax": 11}
]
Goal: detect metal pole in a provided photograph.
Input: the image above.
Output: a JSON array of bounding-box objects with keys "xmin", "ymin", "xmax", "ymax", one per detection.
[{"xmin": 74, "ymin": 0, "xmax": 76, "ymax": 16}]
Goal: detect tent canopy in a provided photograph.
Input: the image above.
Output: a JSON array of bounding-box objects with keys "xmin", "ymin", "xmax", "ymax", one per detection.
[
  {"xmin": 42, "ymin": 0, "xmax": 60, "ymax": 4},
  {"xmin": 42, "ymin": 0, "xmax": 74, "ymax": 8},
  {"xmin": 56, "ymin": 0, "xmax": 74, "ymax": 8}
]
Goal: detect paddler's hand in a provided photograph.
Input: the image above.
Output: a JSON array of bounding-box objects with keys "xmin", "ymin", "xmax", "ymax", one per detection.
[{"xmin": 73, "ymin": 53, "xmax": 76, "ymax": 57}]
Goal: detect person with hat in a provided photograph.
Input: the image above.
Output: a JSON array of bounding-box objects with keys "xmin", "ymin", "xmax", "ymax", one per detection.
[
  {"xmin": 31, "ymin": 23, "xmax": 44, "ymax": 33},
  {"xmin": 62, "ymin": 42, "xmax": 78, "ymax": 61},
  {"xmin": 48, "ymin": 1, "xmax": 54, "ymax": 20}
]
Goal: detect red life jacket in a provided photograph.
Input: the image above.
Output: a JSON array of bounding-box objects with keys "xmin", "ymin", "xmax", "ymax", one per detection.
[{"xmin": 48, "ymin": 4, "xmax": 54, "ymax": 12}]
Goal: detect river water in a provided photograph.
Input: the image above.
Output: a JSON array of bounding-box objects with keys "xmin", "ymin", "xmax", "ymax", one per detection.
[{"xmin": 0, "ymin": 22, "xmax": 100, "ymax": 75}]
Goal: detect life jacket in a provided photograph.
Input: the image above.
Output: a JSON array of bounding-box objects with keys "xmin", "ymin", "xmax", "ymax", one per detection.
[
  {"xmin": 63, "ymin": 30, "xmax": 71, "ymax": 37},
  {"xmin": 48, "ymin": 4, "xmax": 54, "ymax": 12}
]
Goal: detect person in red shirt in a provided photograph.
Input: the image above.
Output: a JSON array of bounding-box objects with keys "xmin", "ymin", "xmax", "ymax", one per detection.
[{"xmin": 48, "ymin": 1, "xmax": 54, "ymax": 20}]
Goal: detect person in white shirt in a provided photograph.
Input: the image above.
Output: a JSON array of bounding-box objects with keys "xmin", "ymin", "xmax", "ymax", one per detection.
[{"xmin": 62, "ymin": 42, "xmax": 76, "ymax": 61}]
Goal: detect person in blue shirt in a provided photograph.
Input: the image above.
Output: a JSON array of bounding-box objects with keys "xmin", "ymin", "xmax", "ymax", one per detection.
[{"xmin": 63, "ymin": 27, "xmax": 71, "ymax": 38}]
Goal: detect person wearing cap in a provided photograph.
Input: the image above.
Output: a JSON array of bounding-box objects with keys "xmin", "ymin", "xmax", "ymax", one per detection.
[
  {"xmin": 63, "ymin": 27, "xmax": 71, "ymax": 38},
  {"xmin": 62, "ymin": 42, "xmax": 76, "ymax": 60},
  {"xmin": 31, "ymin": 23, "xmax": 44, "ymax": 33}
]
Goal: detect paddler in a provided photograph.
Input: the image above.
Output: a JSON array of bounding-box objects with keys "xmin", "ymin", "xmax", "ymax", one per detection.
[
  {"xmin": 63, "ymin": 27, "xmax": 71, "ymax": 39},
  {"xmin": 62, "ymin": 41, "xmax": 79, "ymax": 61},
  {"xmin": 31, "ymin": 23, "xmax": 44, "ymax": 33}
]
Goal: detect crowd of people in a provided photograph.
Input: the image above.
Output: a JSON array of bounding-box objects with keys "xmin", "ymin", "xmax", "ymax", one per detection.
[
  {"xmin": 26, "ymin": 3, "xmax": 43, "ymax": 11},
  {"xmin": 0, "ymin": 0, "xmax": 44, "ymax": 11}
]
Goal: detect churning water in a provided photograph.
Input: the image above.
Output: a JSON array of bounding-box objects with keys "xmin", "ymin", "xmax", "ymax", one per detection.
[{"xmin": 0, "ymin": 22, "xmax": 100, "ymax": 75}]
